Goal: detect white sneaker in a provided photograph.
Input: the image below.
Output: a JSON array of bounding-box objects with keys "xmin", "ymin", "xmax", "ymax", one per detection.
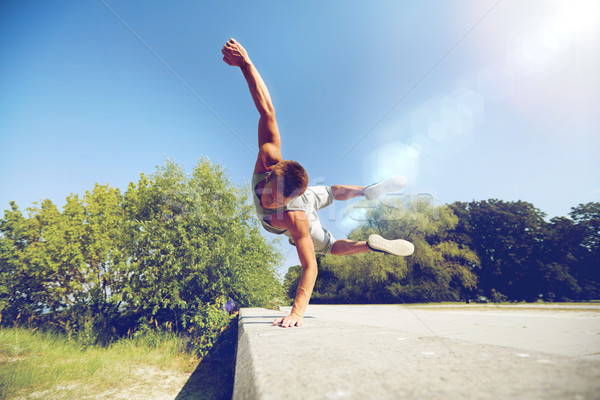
[
  {"xmin": 367, "ymin": 234, "xmax": 414, "ymax": 256},
  {"xmin": 363, "ymin": 175, "xmax": 407, "ymax": 201}
]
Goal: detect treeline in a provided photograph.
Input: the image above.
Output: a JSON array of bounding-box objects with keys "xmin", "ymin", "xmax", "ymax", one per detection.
[
  {"xmin": 284, "ymin": 198, "xmax": 599, "ymax": 303},
  {"xmin": 0, "ymin": 159, "xmax": 283, "ymax": 353},
  {"xmin": 2, "ymin": 158, "xmax": 598, "ymax": 347}
]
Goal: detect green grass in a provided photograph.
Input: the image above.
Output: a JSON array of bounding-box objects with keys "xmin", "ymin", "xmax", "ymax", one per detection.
[
  {"xmin": 407, "ymin": 301, "xmax": 600, "ymax": 313},
  {"xmin": 0, "ymin": 327, "xmax": 202, "ymax": 399}
]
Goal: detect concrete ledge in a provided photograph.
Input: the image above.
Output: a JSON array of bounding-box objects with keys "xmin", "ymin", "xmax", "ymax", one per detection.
[{"xmin": 233, "ymin": 305, "xmax": 600, "ymax": 399}]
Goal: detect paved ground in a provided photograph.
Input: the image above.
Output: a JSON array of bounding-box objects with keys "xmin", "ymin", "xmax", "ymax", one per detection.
[
  {"xmin": 304, "ymin": 304, "xmax": 600, "ymax": 358},
  {"xmin": 233, "ymin": 304, "xmax": 600, "ymax": 400}
]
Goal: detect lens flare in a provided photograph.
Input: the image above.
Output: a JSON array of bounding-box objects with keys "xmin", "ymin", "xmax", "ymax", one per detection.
[{"xmin": 554, "ymin": 0, "xmax": 600, "ymax": 37}]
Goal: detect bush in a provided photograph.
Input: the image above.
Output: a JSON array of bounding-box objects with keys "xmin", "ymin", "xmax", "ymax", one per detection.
[{"xmin": 0, "ymin": 159, "xmax": 283, "ymax": 352}]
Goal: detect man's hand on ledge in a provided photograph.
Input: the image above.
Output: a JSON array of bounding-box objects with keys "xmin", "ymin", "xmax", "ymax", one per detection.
[{"xmin": 273, "ymin": 312, "xmax": 304, "ymax": 328}]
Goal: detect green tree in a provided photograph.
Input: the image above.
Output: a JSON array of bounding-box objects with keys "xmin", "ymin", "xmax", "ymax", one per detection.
[
  {"xmin": 539, "ymin": 216, "xmax": 582, "ymax": 301},
  {"xmin": 448, "ymin": 199, "xmax": 582, "ymax": 301},
  {"xmin": 120, "ymin": 159, "xmax": 283, "ymax": 334},
  {"xmin": 61, "ymin": 185, "xmax": 129, "ymax": 339},
  {"xmin": 0, "ymin": 199, "xmax": 83, "ymax": 322},
  {"xmin": 569, "ymin": 202, "xmax": 600, "ymax": 298},
  {"xmin": 0, "ymin": 202, "xmax": 32, "ymax": 323}
]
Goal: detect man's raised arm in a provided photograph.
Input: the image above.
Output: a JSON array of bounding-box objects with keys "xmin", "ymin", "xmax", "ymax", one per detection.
[{"xmin": 222, "ymin": 38, "xmax": 282, "ymax": 173}]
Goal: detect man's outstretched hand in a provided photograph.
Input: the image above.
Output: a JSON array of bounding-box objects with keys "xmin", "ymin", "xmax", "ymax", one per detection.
[
  {"xmin": 273, "ymin": 312, "xmax": 304, "ymax": 328},
  {"xmin": 221, "ymin": 38, "xmax": 250, "ymax": 67}
]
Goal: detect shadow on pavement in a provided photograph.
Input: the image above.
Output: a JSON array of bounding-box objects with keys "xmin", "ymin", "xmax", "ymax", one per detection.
[{"xmin": 175, "ymin": 316, "xmax": 238, "ymax": 400}]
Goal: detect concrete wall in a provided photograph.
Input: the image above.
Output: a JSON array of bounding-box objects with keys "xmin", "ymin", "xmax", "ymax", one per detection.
[{"xmin": 233, "ymin": 304, "xmax": 600, "ymax": 399}]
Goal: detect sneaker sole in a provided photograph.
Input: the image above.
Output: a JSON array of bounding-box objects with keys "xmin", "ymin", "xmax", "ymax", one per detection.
[
  {"xmin": 367, "ymin": 234, "xmax": 414, "ymax": 256},
  {"xmin": 364, "ymin": 176, "xmax": 408, "ymax": 201}
]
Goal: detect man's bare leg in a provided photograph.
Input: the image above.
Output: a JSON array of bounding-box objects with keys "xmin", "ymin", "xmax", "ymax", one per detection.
[
  {"xmin": 329, "ymin": 183, "xmax": 414, "ymax": 257},
  {"xmin": 331, "ymin": 239, "xmax": 370, "ymax": 255},
  {"xmin": 331, "ymin": 175, "xmax": 408, "ymax": 201},
  {"xmin": 331, "ymin": 185, "xmax": 365, "ymax": 201},
  {"xmin": 329, "ymin": 186, "xmax": 369, "ymax": 256}
]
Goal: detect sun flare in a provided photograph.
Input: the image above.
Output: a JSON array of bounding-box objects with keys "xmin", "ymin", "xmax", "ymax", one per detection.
[{"xmin": 554, "ymin": 0, "xmax": 600, "ymax": 36}]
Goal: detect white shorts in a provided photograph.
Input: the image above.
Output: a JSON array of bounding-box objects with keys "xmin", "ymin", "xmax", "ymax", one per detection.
[{"xmin": 284, "ymin": 186, "xmax": 336, "ymax": 254}]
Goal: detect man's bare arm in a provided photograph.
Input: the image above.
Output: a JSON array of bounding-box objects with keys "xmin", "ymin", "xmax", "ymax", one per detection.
[
  {"xmin": 221, "ymin": 38, "xmax": 282, "ymax": 173},
  {"xmin": 269, "ymin": 211, "xmax": 317, "ymax": 328}
]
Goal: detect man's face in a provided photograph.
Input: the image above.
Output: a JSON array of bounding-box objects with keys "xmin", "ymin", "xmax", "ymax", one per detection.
[{"xmin": 261, "ymin": 176, "xmax": 291, "ymax": 209}]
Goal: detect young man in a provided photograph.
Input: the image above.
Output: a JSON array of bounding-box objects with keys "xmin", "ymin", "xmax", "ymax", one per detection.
[{"xmin": 222, "ymin": 38, "xmax": 414, "ymax": 328}]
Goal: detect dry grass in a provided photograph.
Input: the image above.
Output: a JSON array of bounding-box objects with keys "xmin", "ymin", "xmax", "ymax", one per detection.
[{"xmin": 0, "ymin": 327, "xmax": 202, "ymax": 399}]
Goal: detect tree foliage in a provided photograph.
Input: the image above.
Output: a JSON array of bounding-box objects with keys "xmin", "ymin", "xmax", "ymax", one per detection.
[
  {"xmin": 448, "ymin": 200, "xmax": 599, "ymax": 301},
  {"xmin": 284, "ymin": 198, "xmax": 600, "ymax": 304},
  {"xmin": 568, "ymin": 202, "xmax": 600, "ymax": 298},
  {"xmin": 0, "ymin": 159, "xmax": 283, "ymax": 353}
]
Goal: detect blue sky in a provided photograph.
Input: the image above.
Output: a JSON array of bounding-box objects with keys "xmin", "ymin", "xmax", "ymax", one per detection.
[{"xmin": 2, "ymin": 1, "xmax": 599, "ymax": 274}]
